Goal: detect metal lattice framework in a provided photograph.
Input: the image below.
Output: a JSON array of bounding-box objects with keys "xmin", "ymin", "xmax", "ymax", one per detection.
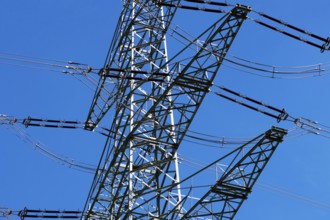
[
  {"xmin": 181, "ymin": 127, "xmax": 287, "ymax": 219},
  {"xmin": 2, "ymin": 1, "xmax": 330, "ymax": 220},
  {"xmin": 82, "ymin": 1, "xmax": 258, "ymax": 219}
]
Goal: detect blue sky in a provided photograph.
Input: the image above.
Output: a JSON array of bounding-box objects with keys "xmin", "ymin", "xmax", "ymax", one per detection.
[{"xmin": 1, "ymin": 1, "xmax": 330, "ymax": 219}]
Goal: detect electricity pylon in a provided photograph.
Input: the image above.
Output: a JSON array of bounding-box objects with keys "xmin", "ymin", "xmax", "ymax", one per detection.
[
  {"xmin": 2, "ymin": 1, "xmax": 330, "ymax": 220},
  {"xmin": 82, "ymin": 1, "xmax": 253, "ymax": 219}
]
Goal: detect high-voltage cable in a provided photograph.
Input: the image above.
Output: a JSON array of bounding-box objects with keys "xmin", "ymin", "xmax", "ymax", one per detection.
[
  {"xmin": 213, "ymin": 85, "xmax": 289, "ymax": 122},
  {"xmin": 2, "ymin": 46, "xmax": 330, "ymax": 82},
  {"xmin": 83, "ymin": 4, "xmax": 252, "ymax": 218},
  {"xmin": 2, "ymin": 115, "xmax": 112, "ymax": 137},
  {"xmin": 0, "ymin": 113, "xmax": 307, "ymax": 151},
  {"xmin": 100, "ymin": 67, "xmax": 170, "ymax": 82},
  {"xmin": 161, "ymin": 1, "xmax": 330, "ymax": 51},
  {"xmin": 0, "ymin": 52, "xmax": 102, "ymax": 91},
  {"xmin": 252, "ymin": 11, "xmax": 330, "ymax": 52},
  {"xmin": 247, "ymin": 9, "xmax": 330, "ymax": 52},
  {"xmin": 251, "ymin": 18, "xmax": 328, "ymax": 51},
  {"xmin": 213, "ymin": 85, "xmax": 330, "ymax": 139},
  {"xmin": 18, "ymin": 208, "xmax": 83, "ymax": 219},
  {"xmin": 224, "ymin": 54, "xmax": 327, "ymax": 76},
  {"xmin": 157, "ymin": 1, "xmax": 227, "ymax": 13},
  {"xmin": 183, "ymin": 0, "xmax": 231, "ymax": 7},
  {"xmin": 0, "ymin": 55, "xmax": 93, "ymax": 75},
  {"xmin": 257, "ymin": 12, "xmax": 329, "ymax": 42},
  {"xmin": 168, "ymin": 23, "xmax": 330, "ymax": 79},
  {"xmin": 0, "ymin": 115, "xmax": 96, "ymax": 173}
]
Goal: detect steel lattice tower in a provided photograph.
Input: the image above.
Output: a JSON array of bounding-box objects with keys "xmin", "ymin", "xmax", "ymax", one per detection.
[
  {"xmin": 81, "ymin": 1, "xmax": 285, "ymax": 219},
  {"xmin": 2, "ymin": 1, "xmax": 330, "ymax": 219}
]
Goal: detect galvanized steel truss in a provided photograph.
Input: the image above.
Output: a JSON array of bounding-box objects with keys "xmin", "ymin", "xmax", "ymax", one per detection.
[{"xmin": 84, "ymin": 1, "xmax": 253, "ymax": 219}]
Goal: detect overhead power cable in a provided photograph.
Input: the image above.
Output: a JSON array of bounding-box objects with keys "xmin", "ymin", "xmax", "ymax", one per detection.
[
  {"xmin": 3, "ymin": 51, "xmax": 329, "ymax": 139},
  {"xmin": 0, "ymin": 115, "xmax": 112, "ymax": 137},
  {"xmin": 212, "ymin": 85, "xmax": 330, "ymax": 139},
  {"xmin": 2, "ymin": 26, "xmax": 330, "ymax": 83},
  {"xmin": 160, "ymin": 0, "xmax": 330, "ymax": 52},
  {"xmin": 0, "ymin": 55, "xmax": 93, "ymax": 75},
  {"xmin": 183, "ymin": 0, "xmax": 231, "ymax": 7},
  {"xmin": 18, "ymin": 208, "xmax": 83, "ymax": 219},
  {"xmin": 0, "ymin": 207, "xmax": 84, "ymax": 219},
  {"xmin": 213, "ymin": 85, "xmax": 289, "ymax": 122},
  {"xmin": 0, "ymin": 115, "xmax": 97, "ymax": 173},
  {"xmin": 157, "ymin": 1, "xmax": 228, "ymax": 13},
  {"xmin": 0, "ymin": 113, "xmax": 306, "ymax": 152},
  {"xmin": 250, "ymin": 18, "xmax": 327, "ymax": 51},
  {"xmin": 251, "ymin": 11, "xmax": 330, "ymax": 52},
  {"xmin": 22, "ymin": 116, "xmax": 112, "ymax": 137},
  {"xmin": 0, "ymin": 52, "xmax": 103, "ymax": 91},
  {"xmin": 167, "ymin": 22, "xmax": 330, "ymax": 79},
  {"xmin": 224, "ymin": 54, "xmax": 328, "ymax": 78}
]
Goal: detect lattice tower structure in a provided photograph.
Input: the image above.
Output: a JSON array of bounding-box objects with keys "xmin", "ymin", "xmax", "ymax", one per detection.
[{"xmin": 83, "ymin": 1, "xmax": 251, "ymax": 219}]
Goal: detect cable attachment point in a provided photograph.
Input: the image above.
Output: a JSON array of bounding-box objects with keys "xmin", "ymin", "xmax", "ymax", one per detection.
[
  {"xmin": 277, "ymin": 108, "xmax": 288, "ymax": 122},
  {"xmin": 0, "ymin": 114, "xmax": 17, "ymax": 125},
  {"xmin": 321, "ymin": 36, "xmax": 330, "ymax": 53},
  {"xmin": 86, "ymin": 65, "xmax": 92, "ymax": 73},
  {"xmin": 98, "ymin": 68, "xmax": 107, "ymax": 77},
  {"xmin": 294, "ymin": 117, "xmax": 303, "ymax": 128},
  {"xmin": 22, "ymin": 116, "xmax": 32, "ymax": 128},
  {"xmin": 152, "ymin": 0, "xmax": 163, "ymax": 7}
]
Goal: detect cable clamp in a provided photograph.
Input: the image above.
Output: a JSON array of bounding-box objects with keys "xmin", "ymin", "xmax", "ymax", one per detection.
[
  {"xmin": 320, "ymin": 36, "xmax": 330, "ymax": 53},
  {"xmin": 294, "ymin": 118, "xmax": 303, "ymax": 128},
  {"xmin": 277, "ymin": 109, "xmax": 288, "ymax": 122},
  {"xmin": 22, "ymin": 116, "xmax": 32, "ymax": 128}
]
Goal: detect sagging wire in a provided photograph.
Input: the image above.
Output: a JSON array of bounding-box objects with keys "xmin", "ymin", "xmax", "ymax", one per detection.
[
  {"xmin": 2, "ymin": 1, "xmax": 330, "ymax": 171},
  {"xmin": 3, "ymin": 49, "xmax": 328, "ymax": 82},
  {"xmin": 2, "ymin": 8, "xmax": 330, "ymax": 83},
  {"xmin": 0, "ymin": 52, "xmax": 132, "ymax": 114},
  {"xmin": 0, "ymin": 52, "xmax": 173, "ymax": 91},
  {"xmin": 2, "ymin": 54, "xmax": 325, "ymax": 146},
  {"xmin": 166, "ymin": 10, "xmax": 330, "ymax": 79},
  {"xmin": 0, "ymin": 113, "xmax": 297, "ymax": 178},
  {"xmin": 0, "ymin": 115, "xmax": 97, "ymax": 174},
  {"xmin": 0, "ymin": 52, "xmax": 127, "ymax": 102},
  {"xmin": 1, "ymin": 70, "xmax": 313, "ymax": 154},
  {"xmin": 0, "ymin": 52, "xmax": 102, "ymax": 91},
  {"xmin": 184, "ymin": 126, "xmax": 306, "ymax": 149},
  {"xmin": 170, "ymin": 24, "xmax": 330, "ymax": 79},
  {"xmin": 2, "ymin": 116, "xmax": 325, "ymax": 211},
  {"xmin": 165, "ymin": 0, "xmax": 330, "ymax": 52},
  {"xmin": 0, "ymin": 54, "xmax": 94, "ymax": 75},
  {"xmin": 223, "ymin": 54, "xmax": 330, "ymax": 79},
  {"xmin": 3, "ymin": 1, "xmax": 329, "ymax": 87}
]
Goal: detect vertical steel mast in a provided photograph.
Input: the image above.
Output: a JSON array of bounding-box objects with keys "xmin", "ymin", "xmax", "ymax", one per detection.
[
  {"xmin": 83, "ymin": 1, "xmax": 251, "ymax": 219},
  {"xmin": 84, "ymin": 1, "xmax": 181, "ymax": 218}
]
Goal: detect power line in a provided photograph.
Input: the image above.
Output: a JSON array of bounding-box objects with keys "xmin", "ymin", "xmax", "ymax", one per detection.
[
  {"xmin": 212, "ymin": 85, "xmax": 330, "ymax": 139},
  {"xmin": 1, "ymin": 118, "xmax": 96, "ymax": 174}
]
